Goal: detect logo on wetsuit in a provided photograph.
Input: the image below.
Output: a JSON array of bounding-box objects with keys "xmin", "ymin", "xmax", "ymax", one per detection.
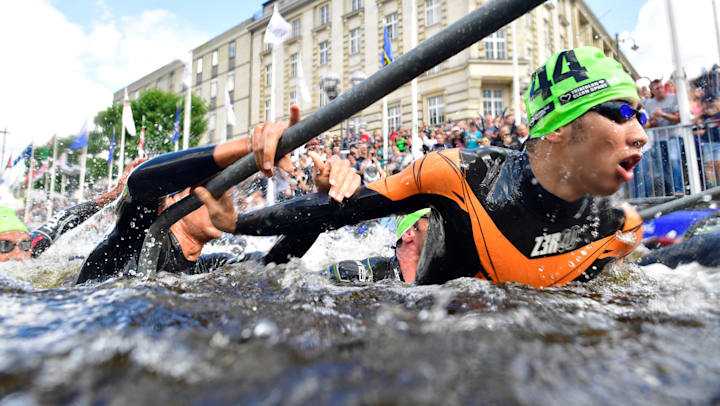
[{"xmin": 530, "ymin": 225, "xmax": 584, "ymax": 257}]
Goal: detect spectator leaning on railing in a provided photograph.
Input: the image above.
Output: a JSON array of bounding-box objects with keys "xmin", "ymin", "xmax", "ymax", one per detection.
[{"xmin": 645, "ymin": 79, "xmax": 684, "ymax": 195}]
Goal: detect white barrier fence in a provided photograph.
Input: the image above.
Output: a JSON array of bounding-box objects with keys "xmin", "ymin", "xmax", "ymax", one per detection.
[{"xmin": 624, "ymin": 120, "xmax": 720, "ymax": 202}]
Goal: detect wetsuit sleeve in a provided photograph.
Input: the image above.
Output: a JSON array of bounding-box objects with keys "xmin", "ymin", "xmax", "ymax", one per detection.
[
  {"xmin": 234, "ymin": 150, "xmax": 463, "ymax": 236},
  {"xmin": 127, "ymin": 145, "xmax": 221, "ymax": 201},
  {"xmin": 29, "ymin": 201, "xmax": 100, "ymax": 258},
  {"xmin": 328, "ymin": 257, "xmax": 401, "ymax": 282}
]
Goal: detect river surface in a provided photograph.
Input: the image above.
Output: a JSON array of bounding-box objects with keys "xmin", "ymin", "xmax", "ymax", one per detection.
[{"xmin": 0, "ymin": 209, "xmax": 719, "ymax": 406}]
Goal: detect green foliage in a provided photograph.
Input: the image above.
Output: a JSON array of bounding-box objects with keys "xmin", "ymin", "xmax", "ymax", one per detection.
[{"xmin": 24, "ymin": 89, "xmax": 208, "ymax": 193}]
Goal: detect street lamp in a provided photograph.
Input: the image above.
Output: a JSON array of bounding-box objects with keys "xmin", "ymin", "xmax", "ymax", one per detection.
[
  {"xmin": 614, "ymin": 33, "xmax": 639, "ymax": 63},
  {"xmin": 321, "ymin": 72, "xmax": 342, "ymax": 149}
]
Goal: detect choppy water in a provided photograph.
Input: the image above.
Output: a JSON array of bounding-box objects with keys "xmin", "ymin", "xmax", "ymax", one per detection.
[{"xmin": 1, "ymin": 215, "xmax": 719, "ymax": 405}]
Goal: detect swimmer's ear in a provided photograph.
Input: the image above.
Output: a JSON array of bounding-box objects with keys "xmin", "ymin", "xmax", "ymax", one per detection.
[{"xmin": 544, "ymin": 125, "xmax": 570, "ymax": 144}]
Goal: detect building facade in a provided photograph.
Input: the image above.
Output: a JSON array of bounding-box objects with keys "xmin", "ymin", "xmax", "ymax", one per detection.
[{"xmin": 113, "ymin": 0, "xmax": 638, "ymax": 145}]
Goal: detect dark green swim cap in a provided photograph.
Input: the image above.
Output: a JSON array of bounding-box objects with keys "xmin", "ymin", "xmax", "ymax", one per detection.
[{"xmin": 525, "ymin": 46, "xmax": 639, "ymax": 138}]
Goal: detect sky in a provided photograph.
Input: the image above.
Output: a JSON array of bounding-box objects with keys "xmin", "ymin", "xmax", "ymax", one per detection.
[{"xmin": 0, "ymin": 0, "xmax": 716, "ymax": 160}]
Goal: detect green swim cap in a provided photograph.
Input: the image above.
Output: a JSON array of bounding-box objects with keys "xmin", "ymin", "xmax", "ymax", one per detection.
[
  {"xmin": 396, "ymin": 208, "xmax": 431, "ymax": 240},
  {"xmin": 0, "ymin": 206, "xmax": 28, "ymax": 234},
  {"xmin": 525, "ymin": 46, "xmax": 639, "ymax": 138}
]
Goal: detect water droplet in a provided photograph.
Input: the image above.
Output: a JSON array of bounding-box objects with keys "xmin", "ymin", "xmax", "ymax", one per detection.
[{"xmin": 568, "ymin": 261, "xmax": 574, "ymax": 267}]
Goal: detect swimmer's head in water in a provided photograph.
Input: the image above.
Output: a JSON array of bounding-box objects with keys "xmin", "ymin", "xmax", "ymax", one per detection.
[
  {"xmin": 525, "ymin": 46, "xmax": 639, "ymax": 139},
  {"xmin": 0, "ymin": 206, "xmax": 28, "ymax": 234},
  {"xmin": 395, "ymin": 208, "xmax": 431, "ymax": 241}
]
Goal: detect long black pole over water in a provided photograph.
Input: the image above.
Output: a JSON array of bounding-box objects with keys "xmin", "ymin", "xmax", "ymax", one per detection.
[
  {"xmin": 638, "ymin": 186, "xmax": 720, "ymax": 221},
  {"xmin": 136, "ymin": 0, "xmax": 548, "ymax": 276}
]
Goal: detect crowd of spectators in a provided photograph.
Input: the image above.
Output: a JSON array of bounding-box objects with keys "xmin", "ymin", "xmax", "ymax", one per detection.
[{"xmin": 234, "ymin": 111, "xmax": 530, "ymax": 208}]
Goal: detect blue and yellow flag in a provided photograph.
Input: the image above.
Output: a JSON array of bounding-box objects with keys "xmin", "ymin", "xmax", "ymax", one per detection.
[{"xmin": 382, "ymin": 26, "xmax": 394, "ymax": 67}]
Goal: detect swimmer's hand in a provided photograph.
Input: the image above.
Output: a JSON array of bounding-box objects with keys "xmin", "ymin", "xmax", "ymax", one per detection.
[
  {"xmin": 309, "ymin": 152, "xmax": 361, "ymax": 203},
  {"xmin": 194, "ymin": 187, "xmax": 237, "ymax": 233},
  {"xmin": 251, "ymin": 105, "xmax": 300, "ymax": 178},
  {"xmin": 94, "ymin": 157, "xmax": 147, "ymax": 207}
]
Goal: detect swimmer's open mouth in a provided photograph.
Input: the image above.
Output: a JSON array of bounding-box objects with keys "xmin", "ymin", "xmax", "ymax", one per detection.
[{"xmin": 619, "ymin": 155, "xmax": 641, "ymax": 172}]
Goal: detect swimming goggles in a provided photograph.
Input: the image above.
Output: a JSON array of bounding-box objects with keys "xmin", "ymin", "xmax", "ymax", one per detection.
[
  {"xmin": 589, "ymin": 101, "xmax": 648, "ymax": 126},
  {"xmin": 0, "ymin": 239, "xmax": 32, "ymax": 254}
]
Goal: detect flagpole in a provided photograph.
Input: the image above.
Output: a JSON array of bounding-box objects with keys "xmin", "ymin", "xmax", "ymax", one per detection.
[
  {"xmin": 107, "ymin": 129, "xmax": 114, "ymax": 192},
  {"xmin": 266, "ymin": 45, "xmax": 277, "ymax": 205},
  {"xmin": 512, "ymin": 21, "xmax": 520, "ymax": 126},
  {"xmin": 78, "ymin": 145, "xmax": 87, "ymax": 200},
  {"xmin": 24, "ymin": 144, "xmax": 35, "ymax": 223},
  {"xmin": 48, "ymin": 134, "xmax": 57, "ymax": 219},
  {"xmin": 183, "ymin": 51, "xmax": 193, "ymax": 151},
  {"xmin": 0, "ymin": 127, "xmax": 7, "ymax": 177},
  {"xmin": 410, "ymin": 0, "xmax": 422, "ymax": 159},
  {"xmin": 119, "ymin": 125, "xmax": 126, "ymax": 178},
  {"xmin": 382, "ymin": 96, "xmax": 389, "ymax": 168}
]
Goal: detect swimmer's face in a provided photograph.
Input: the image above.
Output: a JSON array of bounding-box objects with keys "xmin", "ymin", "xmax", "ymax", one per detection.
[
  {"xmin": 0, "ymin": 230, "xmax": 32, "ymax": 262},
  {"xmin": 400, "ymin": 218, "xmax": 429, "ymax": 258},
  {"xmin": 561, "ymin": 98, "xmax": 648, "ymax": 197}
]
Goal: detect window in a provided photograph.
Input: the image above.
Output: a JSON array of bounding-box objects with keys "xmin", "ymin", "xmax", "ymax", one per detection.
[
  {"xmin": 349, "ymin": 28, "xmax": 361, "ymax": 54},
  {"xmin": 426, "ymin": 63, "xmax": 442, "ymax": 76},
  {"xmin": 264, "ymin": 100, "xmax": 271, "ymax": 120},
  {"xmin": 485, "ymin": 30, "xmax": 506, "ymax": 59},
  {"xmin": 320, "ymin": 91, "xmax": 328, "ymax": 106},
  {"xmin": 227, "ymin": 72, "xmax": 235, "ymax": 92},
  {"xmin": 156, "ymin": 78, "xmax": 163, "ymax": 90},
  {"xmin": 196, "ymin": 58, "xmax": 203, "ymax": 73},
  {"xmin": 425, "ymin": 0, "xmax": 441, "ymax": 26},
  {"xmin": 290, "ymin": 53, "xmax": 298, "ymax": 77},
  {"xmin": 292, "ymin": 19, "xmax": 301, "ymax": 37},
  {"xmin": 545, "ymin": 19, "xmax": 553, "ymax": 50},
  {"xmin": 388, "ymin": 105, "xmax": 401, "ymax": 132},
  {"xmin": 289, "ymin": 90, "xmax": 297, "ymax": 107},
  {"xmin": 319, "ymin": 41, "xmax": 329, "ymax": 65},
  {"xmin": 209, "ymin": 113, "xmax": 216, "ymax": 130},
  {"xmin": 134, "ymin": 90, "xmax": 139, "ymax": 99},
  {"xmin": 265, "ymin": 64, "xmax": 272, "ymax": 86},
  {"xmin": 212, "ymin": 50, "xmax": 218, "ymax": 66},
  {"xmin": 482, "ymin": 89, "xmax": 504, "ymax": 118},
  {"xmin": 168, "ymin": 71, "xmax": 175, "ymax": 91},
  {"xmin": 229, "ymin": 41, "xmax": 236, "ymax": 59},
  {"xmin": 319, "ymin": 4, "xmax": 330, "ymax": 25},
  {"xmin": 265, "ymin": 42, "xmax": 273, "ymax": 52},
  {"xmin": 385, "ymin": 13, "xmax": 398, "ymax": 40},
  {"xmin": 428, "ymin": 95, "xmax": 444, "ymax": 126},
  {"xmin": 210, "ymin": 79, "xmax": 218, "ymax": 98},
  {"xmin": 351, "ymin": 0, "xmax": 362, "ymax": 12}
]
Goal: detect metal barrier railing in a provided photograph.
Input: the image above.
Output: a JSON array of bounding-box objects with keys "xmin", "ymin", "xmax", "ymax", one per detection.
[{"xmin": 624, "ymin": 119, "xmax": 720, "ymax": 202}]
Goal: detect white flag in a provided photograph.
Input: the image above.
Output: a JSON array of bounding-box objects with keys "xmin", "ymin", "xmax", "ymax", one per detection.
[
  {"xmin": 296, "ymin": 57, "xmax": 311, "ymax": 103},
  {"xmin": 225, "ymin": 89, "xmax": 237, "ymax": 126},
  {"xmin": 263, "ymin": 4, "xmax": 291, "ymax": 45},
  {"xmin": 122, "ymin": 88, "xmax": 137, "ymax": 136},
  {"xmin": 182, "ymin": 52, "xmax": 192, "ymax": 87}
]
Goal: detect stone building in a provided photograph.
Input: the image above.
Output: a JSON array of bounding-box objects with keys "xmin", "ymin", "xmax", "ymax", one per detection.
[{"xmin": 113, "ymin": 0, "xmax": 638, "ymax": 145}]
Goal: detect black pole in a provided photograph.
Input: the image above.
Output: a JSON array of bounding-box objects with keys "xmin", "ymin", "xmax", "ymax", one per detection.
[
  {"xmin": 136, "ymin": 0, "xmax": 548, "ymax": 276},
  {"xmin": 638, "ymin": 186, "xmax": 720, "ymax": 221}
]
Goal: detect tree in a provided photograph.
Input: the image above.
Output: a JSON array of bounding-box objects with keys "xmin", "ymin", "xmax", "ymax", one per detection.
[{"xmin": 30, "ymin": 89, "xmax": 208, "ymax": 194}]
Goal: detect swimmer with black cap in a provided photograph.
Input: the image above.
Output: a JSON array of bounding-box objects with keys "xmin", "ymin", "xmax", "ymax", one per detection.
[{"xmin": 199, "ymin": 47, "xmax": 649, "ymax": 289}]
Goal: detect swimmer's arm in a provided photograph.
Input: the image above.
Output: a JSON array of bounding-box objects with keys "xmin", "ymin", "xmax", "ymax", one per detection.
[
  {"xmin": 30, "ymin": 201, "xmax": 103, "ymax": 257},
  {"xmin": 129, "ymin": 106, "xmax": 300, "ymax": 201}
]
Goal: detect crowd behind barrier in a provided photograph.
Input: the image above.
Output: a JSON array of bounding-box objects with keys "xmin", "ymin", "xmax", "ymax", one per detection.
[{"xmin": 15, "ymin": 69, "xmax": 720, "ymax": 227}]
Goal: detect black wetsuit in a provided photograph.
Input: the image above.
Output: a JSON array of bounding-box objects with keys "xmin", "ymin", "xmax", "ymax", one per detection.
[
  {"xmin": 232, "ymin": 147, "xmax": 642, "ymax": 288},
  {"xmin": 75, "ymin": 146, "xmax": 238, "ymax": 284},
  {"xmin": 28, "ymin": 201, "xmax": 101, "ymax": 258}
]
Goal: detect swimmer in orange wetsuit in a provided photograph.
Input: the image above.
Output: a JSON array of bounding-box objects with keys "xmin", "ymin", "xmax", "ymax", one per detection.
[{"xmin": 197, "ymin": 47, "xmax": 649, "ymax": 289}]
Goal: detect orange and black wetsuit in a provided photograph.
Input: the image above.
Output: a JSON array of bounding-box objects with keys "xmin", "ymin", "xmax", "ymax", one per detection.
[{"xmin": 235, "ymin": 147, "xmax": 642, "ymax": 288}]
